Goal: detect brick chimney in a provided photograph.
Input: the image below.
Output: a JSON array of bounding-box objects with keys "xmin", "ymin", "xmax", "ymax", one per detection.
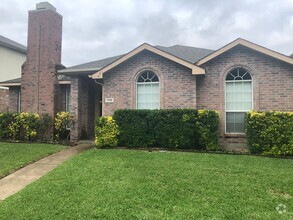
[{"xmin": 21, "ymin": 2, "xmax": 63, "ymax": 117}]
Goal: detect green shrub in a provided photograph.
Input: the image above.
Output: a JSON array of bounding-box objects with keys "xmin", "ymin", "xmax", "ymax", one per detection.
[
  {"xmin": 112, "ymin": 109, "xmax": 219, "ymax": 150},
  {"xmin": 8, "ymin": 112, "xmax": 40, "ymax": 141},
  {"xmin": 95, "ymin": 116, "xmax": 119, "ymax": 148},
  {"xmin": 0, "ymin": 112, "xmax": 14, "ymax": 139},
  {"xmin": 197, "ymin": 110, "xmax": 219, "ymax": 151},
  {"xmin": 54, "ymin": 111, "xmax": 75, "ymax": 141},
  {"xmin": 245, "ymin": 111, "xmax": 293, "ymax": 156}
]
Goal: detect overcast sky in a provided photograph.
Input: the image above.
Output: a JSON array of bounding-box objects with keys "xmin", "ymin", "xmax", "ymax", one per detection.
[{"xmin": 1, "ymin": 0, "xmax": 293, "ymax": 67}]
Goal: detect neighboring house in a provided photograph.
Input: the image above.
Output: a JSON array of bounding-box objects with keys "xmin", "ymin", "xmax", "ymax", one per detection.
[
  {"xmin": 0, "ymin": 2, "xmax": 292, "ymax": 147},
  {"xmin": 0, "ymin": 35, "xmax": 26, "ymax": 111}
]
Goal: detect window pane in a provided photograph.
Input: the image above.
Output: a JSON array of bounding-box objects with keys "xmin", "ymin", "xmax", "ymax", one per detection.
[
  {"xmin": 144, "ymin": 84, "xmax": 152, "ymax": 92},
  {"xmin": 226, "ymin": 102, "xmax": 234, "ymax": 111},
  {"xmin": 137, "ymin": 93, "xmax": 145, "ymax": 101},
  {"xmin": 151, "ymin": 84, "xmax": 159, "ymax": 93},
  {"xmin": 137, "ymin": 84, "xmax": 144, "ymax": 93},
  {"xmin": 226, "ymin": 113, "xmax": 235, "ymax": 123},
  {"xmin": 225, "ymin": 82, "xmax": 252, "ymax": 109},
  {"xmin": 226, "ymin": 83, "xmax": 234, "ymax": 92},
  {"xmin": 235, "ymin": 112, "xmax": 246, "ymax": 123},
  {"xmin": 152, "ymin": 102, "xmax": 160, "ymax": 109},
  {"xmin": 242, "ymin": 82, "xmax": 251, "ymax": 91},
  {"xmin": 235, "ymin": 92, "xmax": 242, "ymax": 100},
  {"xmin": 242, "ymin": 92, "xmax": 252, "ymax": 101},
  {"xmin": 145, "ymin": 94, "xmax": 152, "ymax": 102},
  {"xmin": 235, "ymin": 123, "xmax": 245, "ymax": 133},
  {"xmin": 226, "ymin": 93, "xmax": 234, "ymax": 101},
  {"xmin": 226, "ymin": 112, "xmax": 246, "ymax": 133},
  {"xmin": 144, "ymin": 102, "xmax": 152, "ymax": 109},
  {"xmin": 242, "ymin": 101, "xmax": 252, "ymax": 110},
  {"xmin": 234, "ymin": 101, "xmax": 243, "ymax": 110},
  {"xmin": 137, "ymin": 102, "xmax": 145, "ymax": 109},
  {"xmin": 152, "ymin": 93, "xmax": 160, "ymax": 102}
]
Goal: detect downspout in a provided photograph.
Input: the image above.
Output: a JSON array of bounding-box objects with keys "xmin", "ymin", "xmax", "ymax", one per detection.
[{"xmin": 94, "ymin": 80, "xmax": 103, "ymax": 87}]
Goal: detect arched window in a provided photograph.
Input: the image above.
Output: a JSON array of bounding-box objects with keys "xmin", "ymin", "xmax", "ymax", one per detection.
[
  {"xmin": 136, "ymin": 70, "xmax": 159, "ymax": 109},
  {"xmin": 225, "ymin": 67, "xmax": 252, "ymax": 133}
]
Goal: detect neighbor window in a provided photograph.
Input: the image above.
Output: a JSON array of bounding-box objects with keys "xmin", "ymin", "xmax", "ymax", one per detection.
[
  {"xmin": 225, "ymin": 68, "xmax": 252, "ymax": 133},
  {"xmin": 136, "ymin": 70, "xmax": 159, "ymax": 109},
  {"xmin": 17, "ymin": 88, "xmax": 21, "ymax": 112},
  {"xmin": 65, "ymin": 86, "xmax": 71, "ymax": 112}
]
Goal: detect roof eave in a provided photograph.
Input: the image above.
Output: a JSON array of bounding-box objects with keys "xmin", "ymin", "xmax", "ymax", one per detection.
[
  {"xmin": 0, "ymin": 83, "xmax": 21, "ymax": 87},
  {"xmin": 57, "ymin": 68, "xmax": 101, "ymax": 75}
]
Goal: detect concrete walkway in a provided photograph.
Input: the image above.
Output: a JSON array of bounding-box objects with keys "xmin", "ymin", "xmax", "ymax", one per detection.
[{"xmin": 0, "ymin": 143, "xmax": 94, "ymax": 201}]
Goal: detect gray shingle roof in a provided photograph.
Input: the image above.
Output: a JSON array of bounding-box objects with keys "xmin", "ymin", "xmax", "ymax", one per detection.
[
  {"xmin": 0, "ymin": 35, "xmax": 27, "ymax": 54},
  {"xmin": 0, "ymin": 78, "xmax": 21, "ymax": 84},
  {"xmin": 65, "ymin": 54, "xmax": 124, "ymax": 71},
  {"xmin": 61, "ymin": 44, "xmax": 214, "ymax": 74},
  {"xmin": 155, "ymin": 45, "xmax": 213, "ymax": 63}
]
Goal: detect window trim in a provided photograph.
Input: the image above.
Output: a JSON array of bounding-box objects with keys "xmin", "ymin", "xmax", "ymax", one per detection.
[{"xmin": 224, "ymin": 68, "xmax": 253, "ymax": 134}]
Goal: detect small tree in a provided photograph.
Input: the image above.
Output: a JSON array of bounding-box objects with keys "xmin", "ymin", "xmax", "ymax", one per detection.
[{"xmin": 54, "ymin": 111, "xmax": 75, "ymax": 141}]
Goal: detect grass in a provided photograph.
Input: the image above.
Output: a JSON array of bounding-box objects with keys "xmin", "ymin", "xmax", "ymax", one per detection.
[
  {"xmin": 0, "ymin": 142, "xmax": 66, "ymax": 178},
  {"xmin": 0, "ymin": 149, "xmax": 292, "ymax": 219}
]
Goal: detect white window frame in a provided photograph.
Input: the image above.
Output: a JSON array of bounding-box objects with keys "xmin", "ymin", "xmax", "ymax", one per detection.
[
  {"xmin": 225, "ymin": 69, "xmax": 253, "ymax": 134},
  {"xmin": 65, "ymin": 86, "xmax": 71, "ymax": 113},
  {"xmin": 17, "ymin": 89, "xmax": 21, "ymax": 112},
  {"xmin": 136, "ymin": 71, "xmax": 160, "ymax": 110}
]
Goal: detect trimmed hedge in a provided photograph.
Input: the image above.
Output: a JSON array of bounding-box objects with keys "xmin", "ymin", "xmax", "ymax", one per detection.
[
  {"xmin": 94, "ymin": 109, "xmax": 219, "ymax": 150},
  {"xmin": 245, "ymin": 111, "xmax": 293, "ymax": 156}
]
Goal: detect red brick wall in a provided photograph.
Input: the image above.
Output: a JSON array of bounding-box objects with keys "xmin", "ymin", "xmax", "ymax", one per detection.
[
  {"xmin": 197, "ymin": 45, "xmax": 293, "ymax": 138},
  {"xmin": 70, "ymin": 77, "xmax": 99, "ymax": 141},
  {"xmin": 102, "ymin": 50, "xmax": 197, "ymax": 116},
  {"xmin": 21, "ymin": 8, "xmax": 62, "ymax": 117},
  {"xmin": 0, "ymin": 88, "xmax": 9, "ymax": 112}
]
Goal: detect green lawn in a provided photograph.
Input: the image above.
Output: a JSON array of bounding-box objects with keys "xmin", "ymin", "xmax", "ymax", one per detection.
[
  {"xmin": 0, "ymin": 149, "xmax": 292, "ymax": 219},
  {"xmin": 0, "ymin": 142, "xmax": 66, "ymax": 178}
]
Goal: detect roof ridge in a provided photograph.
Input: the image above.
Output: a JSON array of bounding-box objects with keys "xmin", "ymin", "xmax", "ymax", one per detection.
[{"xmin": 156, "ymin": 44, "xmax": 214, "ymax": 51}]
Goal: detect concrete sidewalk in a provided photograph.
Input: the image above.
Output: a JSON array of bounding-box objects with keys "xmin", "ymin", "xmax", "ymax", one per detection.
[{"xmin": 0, "ymin": 143, "xmax": 94, "ymax": 201}]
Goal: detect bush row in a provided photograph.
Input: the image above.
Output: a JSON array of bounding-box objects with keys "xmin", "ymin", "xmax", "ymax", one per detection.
[
  {"xmin": 95, "ymin": 109, "xmax": 219, "ymax": 150},
  {"xmin": 0, "ymin": 112, "xmax": 74, "ymax": 142},
  {"xmin": 245, "ymin": 111, "xmax": 293, "ymax": 156}
]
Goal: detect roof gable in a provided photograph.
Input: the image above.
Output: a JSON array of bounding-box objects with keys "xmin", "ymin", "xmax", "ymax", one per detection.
[
  {"xmin": 90, "ymin": 43, "xmax": 205, "ymax": 79},
  {"xmin": 196, "ymin": 38, "xmax": 293, "ymax": 66}
]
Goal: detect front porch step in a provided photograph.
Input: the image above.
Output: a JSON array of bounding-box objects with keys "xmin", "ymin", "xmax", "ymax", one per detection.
[{"xmin": 78, "ymin": 140, "xmax": 95, "ymax": 144}]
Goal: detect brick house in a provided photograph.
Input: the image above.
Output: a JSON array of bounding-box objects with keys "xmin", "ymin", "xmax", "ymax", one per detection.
[{"xmin": 0, "ymin": 2, "xmax": 292, "ymax": 147}]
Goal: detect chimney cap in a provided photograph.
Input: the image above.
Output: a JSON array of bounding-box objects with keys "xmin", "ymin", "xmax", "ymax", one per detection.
[{"xmin": 36, "ymin": 2, "xmax": 56, "ymax": 12}]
